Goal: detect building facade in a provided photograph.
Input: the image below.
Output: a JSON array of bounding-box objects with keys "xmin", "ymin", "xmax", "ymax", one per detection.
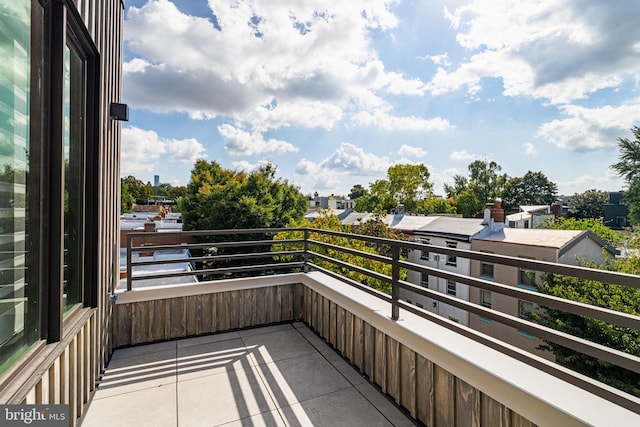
[
  {"xmin": 0, "ymin": 1, "xmax": 124, "ymax": 425},
  {"xmin": 469, "ymin": 228, "xmax": 616, "ymax": 359}
]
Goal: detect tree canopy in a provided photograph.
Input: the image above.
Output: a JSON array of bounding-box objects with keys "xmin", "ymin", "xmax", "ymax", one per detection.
[
  {"xmin": 502, "ymin": 171, "xmax": 558, "ymax": 211},
  {"xmin": 352, "ymin": 163, "xmax": 434, "ymax": 213},
  {"xmin": 535, "ymin": 256, "xmax": 640, "ymax": 396},
  {"xmin": 179, "ymin": 160, "xmax": 308, "ymax": 231},
  {"xmin": 443, "ymin": 160, "xmax": 507, "ymax": 217},
  {"xmin": 611, "ymin": 126, "xmax": 640, "ymax": 225},
  {"xmin": 569, "ymin": 189, "xmax": 608, "ymax": 219}
]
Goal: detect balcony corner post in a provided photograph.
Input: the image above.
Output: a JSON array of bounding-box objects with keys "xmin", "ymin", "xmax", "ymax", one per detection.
[
  {"xmin": 391, "ymin": 244, "xmax": 400, "ymax": 320},
  {"xmin": 303, "ymin": 229, "xmax": 309, "ymax": 273}
]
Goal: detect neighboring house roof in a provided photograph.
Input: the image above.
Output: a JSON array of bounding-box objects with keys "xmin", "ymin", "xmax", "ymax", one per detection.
[
  {"xmin": 520, "ymin": 205, "xmax": 550, "ymax": 213},
  {"xmin": 118, "ymin": 247, "xmax": 197, "ymax": 290},
  {"xmin": 387, "ymin": 214, "xmax": 437, "ymax": 232},
  {"xmin": 414, "ymin": 217, "xmax": 487, "ymax": 242},
  {"xmin": 474, "ymin": 228, "xmax": 618, "ymax": 256}
]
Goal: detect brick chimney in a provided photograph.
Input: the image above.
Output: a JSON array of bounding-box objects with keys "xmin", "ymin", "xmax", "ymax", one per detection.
[
  {"xmin": 144, "ymin": 222, "xmax": 156, "ymax": 232},
  {"xmin": 490, "ymin": 199, "xmax": 504, "ymax": 223},
  {"xmin": 552, "ymin": 202, "xmax": 562, "ymax": 218}
]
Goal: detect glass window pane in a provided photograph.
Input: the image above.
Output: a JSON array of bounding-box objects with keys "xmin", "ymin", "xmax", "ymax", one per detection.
[
  {"xmin": 63, "ymin": 39, "xmax": 85, "ymax": 310},
  {"xmin": 0, "ymin": 0, "xmax": 40, "ymax": 373}
]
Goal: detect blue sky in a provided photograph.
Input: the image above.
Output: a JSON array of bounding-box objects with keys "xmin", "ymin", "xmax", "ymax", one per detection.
[{"xmin": 120, "ymin": 0, "xmax": 640, "ymax": 197}]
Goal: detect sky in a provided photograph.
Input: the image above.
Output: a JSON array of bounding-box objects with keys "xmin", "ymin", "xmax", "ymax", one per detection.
[{"xmin": 120, "ymin": 0, "xmax": 640, "ymax": 198}]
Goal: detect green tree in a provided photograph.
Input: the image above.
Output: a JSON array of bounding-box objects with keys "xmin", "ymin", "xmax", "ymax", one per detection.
[
  {"xmin": 348, "ymin": 184, "xmax": 368, "ymax": 200},
  {"xmin": 535, "ymin": 256, "xmax": 640, "ymax": 396},
  {"xmin": 416, "ymin": 195, "xmax": 457, "ymax": 215},
  {"xmin": 610, "ymin": 126, "xmax": 640, "ymax": 225},
  {"xmin": 569, "ymin": 189, "xmax": 608, "ymax": 219},
  {"xmin": 453, "ymin": 189, "xmax": 482, "ymax": 218},
  {"xmin": 121, "ymin": 183, "xmax": 135, "ymax": 213},
  {"xmin": 273, "ymin": 211, "xmax": 407, "ymax": 293},
  {"xmin": 121, "ymin": 176, "xmax": 152, "ymax": 202},
  {"xmin": 443, "ymin": 174, "xmax": 468, "ymax": 199},
  {"xmin": 468, "ymin": 160, "xmax": 507, "ymax": 206},
  {"xmin": 179, "ymin": 160, "xmax": 307, "ymax": 231},
  {"xmin": 355, "ymin": 164, "xmax": 434, "ymax": 213},
  {"xmin": 502, "ymin": 171, "xmax": 558, "ymax": 211}
]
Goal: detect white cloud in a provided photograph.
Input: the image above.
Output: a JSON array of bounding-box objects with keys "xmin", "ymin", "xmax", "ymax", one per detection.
[
  {"xmin": 522, "ymin": 143, "xmax": 536, "ymax": 155},
  {"xmin": 123, "ymin": 0, "xmax": 437, "ymax": 132},
  {"xmin": 218, "ymin": 124, "xmax": 298, "ymax": 156},
  {"xmin": 352, "ymin": 111, "xmax": 452, "ymax": 131},
  {"xmin": 296, "ymin": 142, "xmax": 390, "ymax": 176},
  {"xmin": 232, "ymin": 160, "xmax": 273, "ymax": 173},
  {"xmin": 556, "ymin": 172, "xmax": 624, "ymax": 195},
  {"xmin": 121, "ymin": 126, "xmax": 206, "ymax": 175},
  {"xmin": 429, "ymin": 1, "xmax": 640, "ymax": 104},
  {"xmin": 398, "ymin": 145, "xmax": 427, "ymax": 158},
  {"xmin": 449, "ymin": 150, "xmax": 480, "ymax": 161},
  {"xmin": 537, "ymin": 102, "xmax": 640, "ymax": 151}
]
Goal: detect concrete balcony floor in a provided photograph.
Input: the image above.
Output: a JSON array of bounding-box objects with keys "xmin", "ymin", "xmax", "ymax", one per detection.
[{"xmin": 81, "ymin": 322, "xmax": 415, "ymax": 426}]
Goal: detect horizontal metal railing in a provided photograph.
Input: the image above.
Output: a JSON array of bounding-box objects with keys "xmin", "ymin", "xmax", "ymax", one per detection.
[{"xmin": 124, "ymin": 227, "xmax": 640, "ymax": 412}]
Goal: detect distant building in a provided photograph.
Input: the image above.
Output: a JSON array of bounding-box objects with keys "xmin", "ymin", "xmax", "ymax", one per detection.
[
  {"xmin": 604, "ymin": 191, "xmax": 629, "ymax": 229},
  {"xmin": 469, "ymin": 228, "xmax": 618, "ymax": 359},
  {"xmin": 506, "ymin": 205, "xmax": 554, "ymax": 229},
  {"xmin": 154, "ymin": 174, "xmax": 160, "ymax": 186}
]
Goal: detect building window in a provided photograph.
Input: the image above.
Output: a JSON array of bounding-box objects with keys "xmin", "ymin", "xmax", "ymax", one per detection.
[
  {"xmin": 480, "ymin": 290, "xmax": 492, "ymax": 308},
  {"xmin": 419, "ymin": 239, "xmax": 430, "ymax": 260},
  {"xmin": 518, "ymin": 300, "xmax": 534, "ymax": 319},
  {"xmin": 420, "ymin": 273, "xmax": 429, "ymax": 286},
  {"xmin": 446, "ymin": 280, "xmax": 457, "ymax": 296},
  {"xmin": 446, "ymin": 241, "xmax": 457, "ymax": 266},
  {"xmin": 0, "ymin": 0, "xmax": 42, "ymax": 374},
  {"xmin": 519, "ymin": 269, "xmax": 536, "ymax": 290},
  {"xmin": 480, "ymin": 263, "xmax": 494, "ymax": 279}
]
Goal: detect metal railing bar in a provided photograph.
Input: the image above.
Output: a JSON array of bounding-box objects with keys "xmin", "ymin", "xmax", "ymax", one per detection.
[
  {"xmin": 128, "ymin": 238, "xmax": 305, "ymax": 252},
  {"xmin": 398, "ymin": 280, "xmax": 640, "ymax": 374},
  {"xmin": 400, "ymin": 260, "xmax": 640, "ymax": 330},
  {"xmin": 307, "ymin": 239, "xmax": 392, "ymax": 264},
  {"xmin": 397, "ymin": 300, "xmax": 640, "ymax": 414},
  {"xmin": 308, "ymin": 262, "xmax": 393, "ymax": 303},
  {"xmin": 130, "ymin": 250, "xmax": 304, "ymax": 267},
  {"xmin": 308, "ymin": 251, "xmax": 392, "ymax": 285},
  {"xmin": 130, "ymin": 262, "xmax": 304, "ymax": 282}
]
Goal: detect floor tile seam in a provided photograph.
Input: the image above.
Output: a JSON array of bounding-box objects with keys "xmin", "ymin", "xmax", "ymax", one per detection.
[
  {"xmin": 91, "ymin": 382, "xmax": 177, "ymax": 401},
  {"xmin": 352, "ymin": 382, "xmax": 418, "ymax": 426},
  {"xmin": 294, "ymin": 327, "xmax": 367, "ymax": 388},
  {"xmin": 272, "ymin": 383, "xmax": 356, "ymax": 410}
]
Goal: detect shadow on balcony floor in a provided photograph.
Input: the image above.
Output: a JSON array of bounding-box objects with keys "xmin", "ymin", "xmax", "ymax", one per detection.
[{"xmin": 81, "ymin": 322, "xmax": 416, "ymax": 426}]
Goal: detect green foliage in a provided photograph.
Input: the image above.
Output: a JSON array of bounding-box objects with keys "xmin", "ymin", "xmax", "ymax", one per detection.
[
  {"xmin": 273, "ymin": 211, "xmax": 407, "ymax": 294},
  {"xmin": 540, "ymin": 216, "xmax": 623, "ymax": 246},
  {"xmin": 353, "ymin": 163, "xmax": 434, "ymax": 214},
  {"xmin": 121, "ymin": 176, "xmax": 152, "ymax": 202},
  {"xmin": 416, "ymin": 195, "xmax": 457, "ymax": 215},
  {"xmin": 502, "ymin": 171, "xmax": 558, "ymax": 211},
  {"xmin": 468, "ymin": 160, "xmax": 508, "ymax": 206},
  {"xmin": 180, "ymin": 160, "xmax": 307, "ymax": 231},
  {"xmin": 348, "ymin": 184, "xmax": 368, "ymax": 200},
  {"xmin": 452, "ymin": 189, "xmax": 482, "ymax": 218},
  {"xmin": 535, "ymin": 256, "xmax": 640, "ymax": 396},
  {"xmin": 121, "ymin": 183, "xmax": 135, "ymax": 213},
  {"xmin": 610, "ymin": 126, "xmax": 640, "ymax": 225},
  {"xmin": 569, "ymin": 189, "xmax": 608, "ymax": 219}
]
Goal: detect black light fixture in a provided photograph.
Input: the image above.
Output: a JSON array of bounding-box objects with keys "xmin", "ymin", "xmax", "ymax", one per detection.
[{"xmin": 109, "ymin": 102, "xmax": 129, "ymax": 121}]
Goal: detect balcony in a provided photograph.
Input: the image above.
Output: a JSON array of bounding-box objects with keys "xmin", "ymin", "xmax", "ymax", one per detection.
[{"xmin": 81, "ymin": 228, "xmax": 639, "ymax": 426}]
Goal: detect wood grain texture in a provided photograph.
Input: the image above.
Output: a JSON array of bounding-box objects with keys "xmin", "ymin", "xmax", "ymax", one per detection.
[
  {"xmin": 481, "ymin": 394, "xmax": 510, "ymax": 427},
  {"xmin": 400, "ymin": 344, "xmax": 416, "ymax": 417},
  {"xmin": 385, "ymin": 336, "xmax": 399, "ymax": 400},
  {"xmin": 434, "ymin": 364, "xmax": 455, "ymax": 427},
  {"xmin": 456, "ymin": 378, "xmax": 480, "ymax": 427}
]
